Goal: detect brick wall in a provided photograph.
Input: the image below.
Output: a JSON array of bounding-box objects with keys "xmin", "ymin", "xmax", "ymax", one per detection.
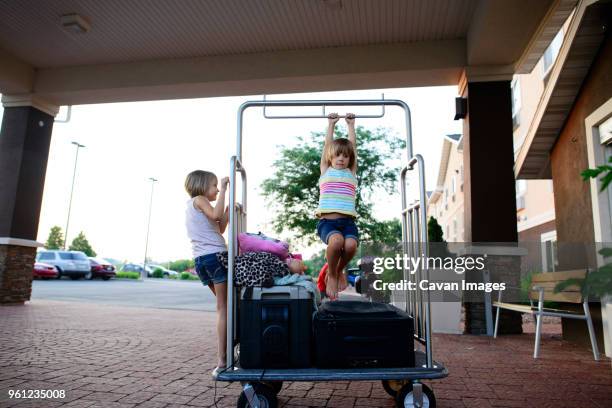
[{"xmin": 0, "ymin": 244, "xmax": 35, "ymax": 304}]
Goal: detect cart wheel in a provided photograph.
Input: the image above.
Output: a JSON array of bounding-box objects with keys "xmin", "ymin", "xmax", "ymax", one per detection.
[
  {"xmin": 263, "ymin": 381, "xmax": 283, "ymax": 394},
  {"xmin": 382, "ymin": 380, "xmax": 410, "ymax": 397},
  {"xmin": 395, "ymin": 383, "xmax": 435, "ymax": 408},
  {"xmin": 237, "ymin": 383, "xmax": 278, "ymax": 408}
]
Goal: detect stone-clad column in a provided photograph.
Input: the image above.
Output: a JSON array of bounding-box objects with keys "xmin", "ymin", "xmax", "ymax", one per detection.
[
  {"xmin": 460, "ymin": 78, "xmax": 522, "ymax": 334},
  {"xmin": 0, "ymin": 97, "xmax": 57, "ymax": 304}
]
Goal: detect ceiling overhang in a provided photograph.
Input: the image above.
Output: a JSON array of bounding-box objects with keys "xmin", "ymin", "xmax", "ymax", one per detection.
[
  {"xmin": 515, "ymin": 0, "xmax": 610, "ymax": 179},
  {"xmin": 0, "ymin": 0, "xmax": 575, "ymax": 107}
]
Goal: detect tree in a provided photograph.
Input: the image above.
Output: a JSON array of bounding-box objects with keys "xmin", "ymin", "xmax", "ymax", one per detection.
[
  {"xmin": 69, "ymin": 232, "xmax": 97, "ymax": 257},
  {"xmin": 261, "ymin": 126, "xmax": 406, "ymax": 244},
  {"xmin": 428, "ymin": 216, "xmax": 445, "ymax": 243},
  {"xmin": 168, "ymin": 259, "xmax": 195, "ymax": 272},
  {"xmin": 45, "ymin": 226, "xmax": 65, "ymax": 249}
]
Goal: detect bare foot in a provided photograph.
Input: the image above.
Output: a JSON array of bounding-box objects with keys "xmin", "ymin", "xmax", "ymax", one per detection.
[
  {"xmin": 326, "ymin": 275, "xmax": 339, "ymax": 300},
  {"xmin": 338, "ymin": 270, "xmax": 349, "ymax": 292}
]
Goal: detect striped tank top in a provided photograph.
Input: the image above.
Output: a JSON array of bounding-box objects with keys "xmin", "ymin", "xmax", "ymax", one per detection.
[{"xmin": 316, "ymin": 168, "xmax": 357, "ymax": 217}]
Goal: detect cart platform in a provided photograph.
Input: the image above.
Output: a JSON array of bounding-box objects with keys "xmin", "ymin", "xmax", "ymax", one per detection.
[{"xmin": 216, "ymin": 350, "xmax": 447, "ymax": 382}]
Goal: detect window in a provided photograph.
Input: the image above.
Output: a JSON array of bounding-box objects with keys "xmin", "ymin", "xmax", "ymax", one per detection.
[
  {"xmin": 453, "ymin": 217, "xmax": 457, "ymax": 234},
  {"xmin": 71, "ymin": 252, "xmax": 88, "ymax": 260},
  {"xmin": 541, "ymin": 231, "xmax": 558, "ymax": 272},
  {"xmin": 516, "ymin": 180, "xmax": 527, "ymax": 210},
  {"xmin": 600, "ymin": 115, "xmax": 612, "ymax": 145},
  {"xmin": 444, "ymin": 187, "xmax": 448, "ymax": 210},
  {"xmin": 37, "ymin": 252, "xmax": 54, "ymax": 261},
  {"xmin": 542, "ymin": 29, "xmax": 564, "ymax": 79},
  {"xmin": 511, "ymin": 78, "xmax": 521, "ymax": 129},
  {"xmin": 516, "ymin": 180, "xmax": 527, "ymax": 195}
]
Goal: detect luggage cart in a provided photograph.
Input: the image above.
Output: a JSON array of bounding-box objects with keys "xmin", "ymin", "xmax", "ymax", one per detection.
[{"xmin": 217, "ymin": 98, "xmax": 448, "ymax": 408}]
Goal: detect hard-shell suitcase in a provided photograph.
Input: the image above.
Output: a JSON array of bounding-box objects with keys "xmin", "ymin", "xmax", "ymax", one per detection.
[
  {"xmin": 313, "ymin": 300, "xmax": 415, "ymax": 368},
  {"xmin": 239, "ymin": 285, "xmax": 313, "ymax": 368}
]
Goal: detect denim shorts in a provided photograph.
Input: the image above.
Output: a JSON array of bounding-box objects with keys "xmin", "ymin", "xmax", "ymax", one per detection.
[
  {"xmin": 316, "ymin": 217, "xmax": 359, "ymax": 244},
  {"xmin": 194, "ymin": 252, "xmax": 228, "ymax": 286}
]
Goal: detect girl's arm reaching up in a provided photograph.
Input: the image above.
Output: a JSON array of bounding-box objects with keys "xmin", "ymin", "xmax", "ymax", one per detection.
[
  {"xmin": 346, "ymin": 113, "xmax": 358, "ymax": 173},
  {"xmin": 194, "ymin": 177, "xmax": 229, "ymax": 223},
  {"xmin": 218, "ymin": 205, "xmax": 229, "ymax": 234},
  {"xmin": 321, "ymin": 113, "xmax": 339, "ymax": 174}
]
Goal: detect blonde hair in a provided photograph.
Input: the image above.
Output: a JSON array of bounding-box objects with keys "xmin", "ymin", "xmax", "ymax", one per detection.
[
  {"xmin": 185, "ymin": 170, "xmax": 217, "ymax": 198},
  {"xmin": 325, "ymin": 138, "xmax": 355, "ymax": 168}
]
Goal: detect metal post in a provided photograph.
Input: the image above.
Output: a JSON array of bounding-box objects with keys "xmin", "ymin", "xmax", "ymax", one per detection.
[
  {"xmin": 483, "ymin": 270, "xmax": 494, "ymax": 336},
  {"xmin": 227, "ymin": 156, "xmax": 237, "ymax": 369},
  {"xmin": 64, "ymin": 141, "xmax": 85, "ymax": 249},
  {"xmin": 400, "ymin": 167, "xmax": 410, "ymax": 313},
  {"xmin": 583, "ymin": 301, "xmax": 600, "ymax": 361},
  {"xmin": 415, "ymin": 155, "xmax": 433, "ymax": 368},
  {"xmin": 143, "ymin": 177, "xmax": 158, "ymax": 280}
]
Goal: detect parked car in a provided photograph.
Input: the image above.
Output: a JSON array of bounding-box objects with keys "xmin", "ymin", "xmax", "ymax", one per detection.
[
  {"xmin": 32, "ymin": 262, "xmax": 58, "ymax": 279},
  {"xmin": 346, "ymin": 267, "xmax": 361, "ymax": 286},
  {"xmin": 147, "ymin": 264, "xmax": 179, "ymax": 278},
  {"xmin": 88, "ymin": 257, "xmax": 117, "ymax": 280},
  {"xmin": 35, "ymin": 250, "xmax": 91, "ymax": 280},
  {"xmin": 120, "ymin": 263, "xmax": 153, "ymax": 276}
]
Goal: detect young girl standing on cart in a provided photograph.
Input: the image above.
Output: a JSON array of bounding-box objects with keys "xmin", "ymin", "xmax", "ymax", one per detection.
[
  {"xmin": 316, "ymin": 113, "xmax": 359, "ymax": 300},
  {"xmin": 184, "ymin": 170, "xmax": 230, "ymax": 376}
]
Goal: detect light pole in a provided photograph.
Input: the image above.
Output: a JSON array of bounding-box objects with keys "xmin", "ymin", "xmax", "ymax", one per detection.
[
  {"xmin": 143, "ymin": 177, "xmax": 158, "ymax": 280},
  {"xmin": 64, "ymin": 141, "xmax": 85, "ymax": 250}
]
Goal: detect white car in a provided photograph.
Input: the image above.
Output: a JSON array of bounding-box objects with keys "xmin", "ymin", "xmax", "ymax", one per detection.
[
  {"xmin": 36, "ymin": 250, "xmax": 92, "ymax": 280},
  {"xmin": 148, "ymin": 264, "xmax": 179, "ymax": 278}
]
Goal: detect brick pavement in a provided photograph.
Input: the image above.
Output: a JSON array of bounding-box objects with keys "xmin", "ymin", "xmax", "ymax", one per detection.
[{"xmin": 0, "ymin": 300, "xmax": 610, "ymax": 408}]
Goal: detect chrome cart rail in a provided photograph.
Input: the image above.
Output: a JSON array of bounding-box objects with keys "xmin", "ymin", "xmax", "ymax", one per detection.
[{"xmin": 226, "ymin": 97, "xmax": 434, "ymax": 375}]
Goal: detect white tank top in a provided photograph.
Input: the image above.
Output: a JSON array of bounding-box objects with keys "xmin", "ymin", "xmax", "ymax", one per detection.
[{"xmin": 185, "ymin": 198, "xmax": 227, "ymax": 258}]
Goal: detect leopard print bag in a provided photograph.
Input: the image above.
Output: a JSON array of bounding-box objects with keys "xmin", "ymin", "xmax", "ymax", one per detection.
[{"xmin": 216, "ymin": 251, "xmax": 289, "ymax": 288}]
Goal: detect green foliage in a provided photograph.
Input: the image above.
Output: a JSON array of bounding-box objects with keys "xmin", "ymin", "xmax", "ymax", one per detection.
[
  {"xmin": 180, "ymin": 271, "xmax": 198, "ymax": 280},
  {"xmin": 45, "ymin": 226, "xmax": 65, "ymax": 250},
  {"xmin": 116, "ymin": 271, "xmax": 140, "ymax": 279},
  {"xmin": 304, "ymin": 250, "xmax": 326, "ymax": 277},
  {"xmin": 555, "ymin": 248, "xmax": 612, "ymax": 298},
  {"xmin": 69, "ymin": 232, "xmax": 97, "ymax": 257},
  {"xmin": 152, "ymin": 268, "xmax": 164, "ymax": 278},
  {"xmin": 169, "ymin": 259, "xmax": 195, "ymax": 272},
  {"xmin": 261, "ymin": 126, "xmax": 406, "ymax": 244},
  {"xmin": 520, "ymin": 272, "xmax": 534, "ymax": 302},
  {"xmin": 428, "ymin": 216, "xmax": 444, "ymax": 243},
  {"xmin": 581, "ymin": 156, "xmax": 612, "ymax": 192}
]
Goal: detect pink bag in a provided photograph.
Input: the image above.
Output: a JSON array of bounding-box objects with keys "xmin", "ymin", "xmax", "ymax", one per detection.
[{"xmin": 238, "ymin": 232, "xmax": 290, "ymax": 260}]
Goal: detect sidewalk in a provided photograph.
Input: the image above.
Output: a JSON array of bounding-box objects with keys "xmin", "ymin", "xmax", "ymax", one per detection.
[{"xmin": 1, "ymin": 300, "xmax": 610, "ymax": 408}]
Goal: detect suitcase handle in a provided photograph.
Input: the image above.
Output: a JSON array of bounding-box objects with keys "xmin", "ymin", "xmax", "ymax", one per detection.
[{"xmin": 343, "ymin": 336, "xmax": 390, "ymax": 344}]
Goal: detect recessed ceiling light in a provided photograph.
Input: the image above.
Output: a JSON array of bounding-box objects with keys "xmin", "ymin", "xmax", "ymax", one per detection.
[
  {"xmin": 61, "ymin": 13, "xmax": 91, "ymax": 33},
  {"xmin": 320, "ymin": 0, "xmax": 343, "ymax": 10}
]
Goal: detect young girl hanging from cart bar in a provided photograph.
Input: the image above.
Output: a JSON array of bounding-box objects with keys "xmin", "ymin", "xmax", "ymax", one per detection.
[
  {"xmin": 184, "ymin": 170, "xmax": 230, "ymax": 377},
  {"xmin": 316, "ymin": 113, "xmax": 359, "ymax": 300}
]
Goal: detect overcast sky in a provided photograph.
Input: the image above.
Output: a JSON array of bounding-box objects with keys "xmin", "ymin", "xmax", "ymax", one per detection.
[{"xmin": 1, "ymin": 86, "xmax": 461, "ymax": 263}]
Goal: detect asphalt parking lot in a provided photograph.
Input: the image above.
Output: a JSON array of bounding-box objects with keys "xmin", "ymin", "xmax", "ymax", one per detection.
[{"xmin": 31, "ymin": 278, "xmax": 218, "ymax": 311}]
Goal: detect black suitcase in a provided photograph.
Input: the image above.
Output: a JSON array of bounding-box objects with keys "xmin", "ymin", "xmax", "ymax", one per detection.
[
  {"xmin": 239, "ymin": 286, "xmax": 313, "ymax": 368},
  {"xmin": 313, "ymin": 300, "xmax": 415, "ymax": 368}
]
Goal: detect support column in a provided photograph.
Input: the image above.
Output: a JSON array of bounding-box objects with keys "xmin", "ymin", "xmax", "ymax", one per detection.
[
  {"xmin": 461, "ymin": 78, "xmax": 523, "ymax": 334},
  {"xmin": 0, "ymin": 98, "xmax": 57, "ymax": 304}
]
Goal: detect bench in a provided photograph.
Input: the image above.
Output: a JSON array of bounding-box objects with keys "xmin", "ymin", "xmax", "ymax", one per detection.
[{"xmin": 493, "ymin": 269, "xmax": 600, "ymax": 360}]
